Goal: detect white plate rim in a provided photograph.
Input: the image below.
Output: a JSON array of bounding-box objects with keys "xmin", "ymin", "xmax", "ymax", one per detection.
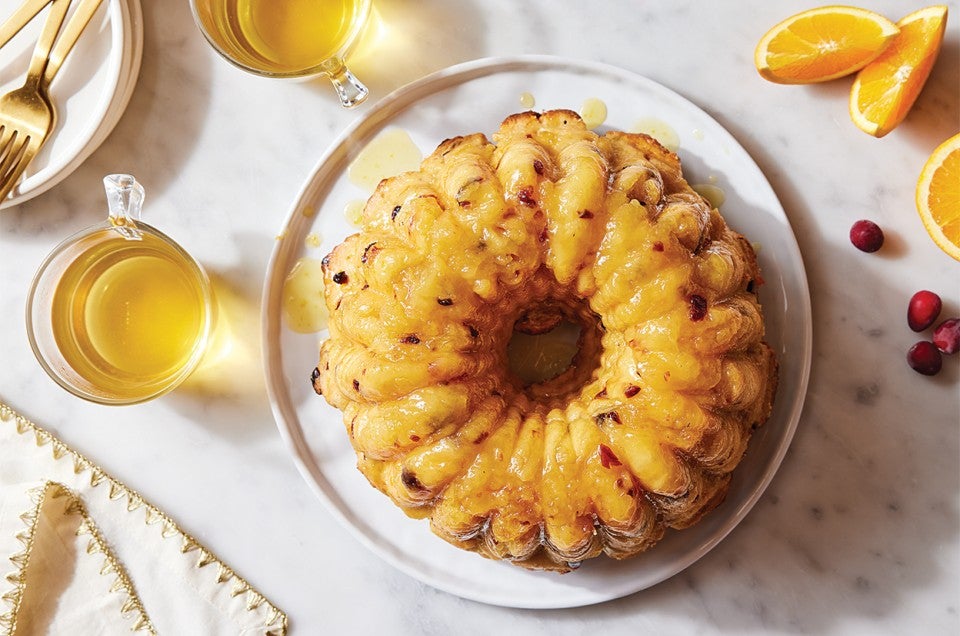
[
  {"xmin": 0, "ymin": 0, "xmax": 140, "ymax": 208},
  {"xmin": 261, "ymin": 54, "xmax": 813, "ymax": 608}
]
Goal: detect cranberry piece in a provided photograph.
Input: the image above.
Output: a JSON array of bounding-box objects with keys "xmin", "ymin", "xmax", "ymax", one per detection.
[
  {"xmin": 907, "ymin": 290, "xmax": 942, "ymax": 332},
  {"xmin": 598, "ymin": 444, "xmax": 622, "ymax": 468},
  {"xmin": 933, "ymin": 318, "xmax": 960, "ymax": 354},
  {"xmin": 689, "ymin": 294, "xmax": 708, "ymax": 321},
  {"xmin": 517, "ymin": 187, "xmax": 536, "ymax": 207},
  {"xmin": 400, "ymin": 469, "xmax": 427, "ymax": 493},
  {"xmin": 594, "ymin": 411, "xmax": 622, "ymax": 425},
  {"xmin": 907, "ymin": 341, "xmax": 942, "ymax": 376},
  {"xmin": 849, "ymin": 219, "xmax": 884, "ymax": 252}
]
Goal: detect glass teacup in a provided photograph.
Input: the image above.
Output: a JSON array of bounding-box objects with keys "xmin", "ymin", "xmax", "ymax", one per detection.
[
  {"xmin": 26, "ymin": 175, "xmax": 216, "ymax": 405},
  {"xmin": 189, "ymin": 0, "xmax": 372, "ymax": 107}
]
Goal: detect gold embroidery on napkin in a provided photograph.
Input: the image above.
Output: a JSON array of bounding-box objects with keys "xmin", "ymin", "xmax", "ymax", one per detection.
[
  {"xmin": 0, "ymin": 482, "xmax": 155, "ymax": 635},
  {"xmin": 0, "ymin": 401, "xmax": 289, "ymax": 635}
]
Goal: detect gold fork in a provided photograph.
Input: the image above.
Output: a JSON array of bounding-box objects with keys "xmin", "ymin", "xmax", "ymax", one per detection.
[
  {"xmin": 0, "ymin": 0, "xmax": 105, "ymax": 202},
  {"xmin": 0, "ymin": 0, "xmax": 70, "ymax": 201}
]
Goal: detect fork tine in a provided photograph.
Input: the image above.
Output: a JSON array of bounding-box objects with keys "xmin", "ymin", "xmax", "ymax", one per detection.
[
  {"xmin": 10, "ymin": 141, "xmax": 40, "ymax": 190},
  {"xmin": 0, "ymin": 135, "xmax": 31, "ymax": 202},
  {"xmin": 0, "ymin": 126, "xmax": 13, "ymax": 164},
  {"xmin": 0, "ymin": 129, "xmax": 22, "ymax": 172},
  {"xmin": 0, "ymin": 129, "xmax": 21, "ymax": 176}
]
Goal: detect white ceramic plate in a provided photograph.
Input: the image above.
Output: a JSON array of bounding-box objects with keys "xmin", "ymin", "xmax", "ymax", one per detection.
[
  {"xmin": 262, "ymin": 56, "xmax": 812, "ymax": 609},
  {"xmin": 0, "ymin": 0, "xmax": 143, "ymax": 209}
]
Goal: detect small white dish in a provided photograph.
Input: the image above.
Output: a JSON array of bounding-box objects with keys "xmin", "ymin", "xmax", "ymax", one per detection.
[
  {"xmin": 0, "ymin": 0, "xmax": 143, "ymax": 209},
  {"xmin": 262, "ymin": 56, "xmax": 812, "ymax": 608}
]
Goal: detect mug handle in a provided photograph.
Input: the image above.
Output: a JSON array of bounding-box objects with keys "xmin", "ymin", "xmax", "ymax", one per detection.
[
  {"xmin": 104, "ymin": 174, "xmax": 145, "ymax": 240},
  {"xmin": 324, "ymin": 58, "xmax": 368, "ymax": 108}
]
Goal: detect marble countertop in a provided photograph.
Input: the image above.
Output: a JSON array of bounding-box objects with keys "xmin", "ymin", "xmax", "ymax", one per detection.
[{"xmin": 1, "ymin": 0, "xmax": 958, "ymax": 633}]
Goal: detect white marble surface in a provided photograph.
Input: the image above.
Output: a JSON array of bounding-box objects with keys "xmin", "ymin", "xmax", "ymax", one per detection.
[{"xmin": 1, "ymin": 0, "xmax": 958, "ymax": 633}]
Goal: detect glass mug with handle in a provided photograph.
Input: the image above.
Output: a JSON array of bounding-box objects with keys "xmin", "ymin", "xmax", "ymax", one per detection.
[
  {"xmin": 27, "ymin": 175, "xmax": 216, "ymax": 405},
  {"xmin": 190, "ymin": 0, "xmax": 371, "ymax": 107}
]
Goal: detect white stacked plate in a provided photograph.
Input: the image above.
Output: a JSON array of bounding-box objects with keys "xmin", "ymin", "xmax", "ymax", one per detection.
[{"xmin": 0, "ymin": 0, "xmax": 143, "ymax": 209}]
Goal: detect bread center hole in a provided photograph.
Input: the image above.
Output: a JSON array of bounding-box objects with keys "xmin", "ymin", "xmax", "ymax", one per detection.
[{"xmin": 507, "ymin": 319, "xmax": 582, "ymax": 386}]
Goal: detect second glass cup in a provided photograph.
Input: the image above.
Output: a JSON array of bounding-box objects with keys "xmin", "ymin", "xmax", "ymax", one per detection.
[
  {"xmin": 26, "ymin": 175, "xmax": 216, "ymax": 405},
  {"xmin": 189, "ymin": 0, "xmax": 372, "ymax": 107}
]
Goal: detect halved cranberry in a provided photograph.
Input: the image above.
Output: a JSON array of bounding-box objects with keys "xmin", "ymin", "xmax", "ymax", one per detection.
[
  {"xmin": 849, "ymin": 220, "xmax": 884, "ymax": 252},
  {"xmin": 907, "ymin": 341, "xmax": 942, "ymax": 376},
  {"xmin": 907, "ymin": 290, "xmax": 942, "ymax": 332},
  {"xmin": 933, "ymin": 318, "xmax": 959, "ymax": 354}
]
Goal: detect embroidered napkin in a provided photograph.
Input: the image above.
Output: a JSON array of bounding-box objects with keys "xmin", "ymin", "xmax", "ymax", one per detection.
[{"xmin": 0, "ymin": 400, "xmax": 288, "ymax": 635}]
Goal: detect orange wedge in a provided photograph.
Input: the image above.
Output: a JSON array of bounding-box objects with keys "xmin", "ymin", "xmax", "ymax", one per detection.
[
  {"xmin": 755, "ymin": 6, "xmax": 900, "ymax": 84},
  {"xmin": 916, "ymin": 133, "xmax": 960, "ymax": 261},
  {"xmin": 850, "ymin": 5, "xmax": 948, "ymax": 137}
]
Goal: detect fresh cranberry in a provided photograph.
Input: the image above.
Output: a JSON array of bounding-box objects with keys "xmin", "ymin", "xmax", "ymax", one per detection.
[
  {"xmin": 907, "ymin": 290, "xmax": 942, "ymax": 332},
  {"xmin": 907, "ymin": 341, "xmax": 942, "ymax": 376},
  {"xmin": 933, "ymin": 318, "xmax": 960, "ymax": 354},
  {"xmin": 849, "ymin": 220, "xmax": 884, "ymax": 252}
]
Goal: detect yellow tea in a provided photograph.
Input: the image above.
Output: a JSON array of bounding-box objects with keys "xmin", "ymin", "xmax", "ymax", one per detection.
[
  {"xmin": 197, "ymin": 0, "xmax": 368, "ymax": 74},
  {"xmin": 49, "ymin": 230, "xmax": 211, "ymax": 400},
  {"xmin": 28, "ymin": 174, "xmax": 215, "ymax": 405}
]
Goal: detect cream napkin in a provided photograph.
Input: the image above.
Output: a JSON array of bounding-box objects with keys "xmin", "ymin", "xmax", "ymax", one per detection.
[{"xmin": 0, "ymin": 400, "xmax": 288, "ymax": 635}]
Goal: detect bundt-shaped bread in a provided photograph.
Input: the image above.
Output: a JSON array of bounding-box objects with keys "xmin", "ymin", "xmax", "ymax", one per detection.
[{"xmin": 313, "ymin": 110, "xmax": 778, "ymax": 571}]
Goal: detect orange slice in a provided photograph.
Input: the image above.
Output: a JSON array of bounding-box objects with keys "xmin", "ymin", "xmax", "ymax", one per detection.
[
  {"xmin": 916, "ymin": 133, "xmax": 960, "ymax": 261},
  {"xmin": 755, "ymin": 6, "xmax": 899, "ymax": 84},
  {"xmin": 850, "ymin": 5, "xmax": 948, "ymax": 137}
]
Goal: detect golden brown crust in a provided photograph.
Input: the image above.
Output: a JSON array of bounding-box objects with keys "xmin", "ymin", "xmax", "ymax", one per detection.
[{"xmin": 314, "ymin": 110, "xmax": 778, "ymax": 571}]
